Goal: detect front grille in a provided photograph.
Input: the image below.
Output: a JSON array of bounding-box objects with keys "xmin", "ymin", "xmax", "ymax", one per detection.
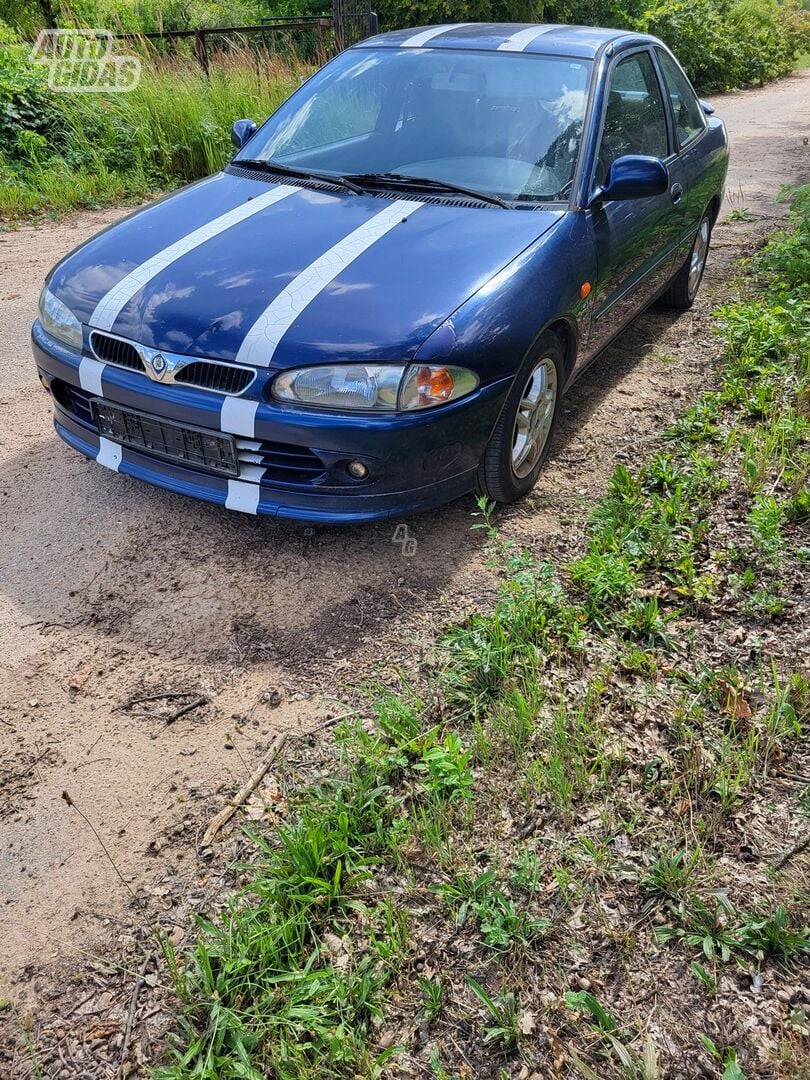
[
  {"xmin": 174, "ymin": 361, "xmax": 254, "ymax": 395},
  {"xmin": 51, "ymin": 380, "xmax": 95, "ymax": 427},
  {"xmin": 89, "ymin": 332, "xmax": 145, "ymax": 373},
  {"xmin": 236, "ymin": 438, "xmax": 325, "ymax": 485}
]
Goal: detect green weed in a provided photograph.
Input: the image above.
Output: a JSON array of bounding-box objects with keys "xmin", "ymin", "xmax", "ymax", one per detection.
[{"xmin": 467, "ymin": 976, "xmax": 521, "ymax": 1050}]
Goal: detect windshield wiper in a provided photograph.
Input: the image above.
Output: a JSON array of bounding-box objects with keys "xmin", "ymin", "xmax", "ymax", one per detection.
[
  {"xmin": 345, "ymin": 171, "xmax": 509, "ymax": 209},
  {"xmin": 234, "ymin": 158, "xmax": 365, "ymax": 195}
]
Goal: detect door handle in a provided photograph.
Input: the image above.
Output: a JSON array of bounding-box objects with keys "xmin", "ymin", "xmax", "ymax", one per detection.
[{"xmin": 670, "ymin": 183, "xmax": 683, "ymax": 205}]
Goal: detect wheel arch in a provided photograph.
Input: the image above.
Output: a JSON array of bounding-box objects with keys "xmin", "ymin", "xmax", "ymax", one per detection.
[{"xmin": 543, "ymin": 316, "xmax": 578, "ymax": 382}]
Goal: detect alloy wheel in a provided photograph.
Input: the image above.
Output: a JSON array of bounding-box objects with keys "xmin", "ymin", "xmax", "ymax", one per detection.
[{"xmin": 511, "ymin": 357, "xmax": 558, "ymax": 479}]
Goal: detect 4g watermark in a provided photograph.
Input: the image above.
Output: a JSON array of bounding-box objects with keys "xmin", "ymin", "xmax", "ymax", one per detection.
[
  {"xmin": 392, "ymin": 523, "xmax": 417, "ymax": 557},
  {"xmin": 30, "ymin": 30, "xmax": 141, "ymax": 93}
]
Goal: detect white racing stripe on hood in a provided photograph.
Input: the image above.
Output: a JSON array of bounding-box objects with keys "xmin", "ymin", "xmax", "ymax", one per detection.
[
  {"xmin": 496, "ymin": 25, "xmax": 564, "ymax": 51},
  {"xmin": 399, "ymin": 23, "xmax": 471, "ymax": 47},
  {"xmin": 89, "ymin": 184, "xmax": 298, "ymax": 332},
  {"xmin": 236, "ymin": 199, "xmax": 424, "ymax": 368}
]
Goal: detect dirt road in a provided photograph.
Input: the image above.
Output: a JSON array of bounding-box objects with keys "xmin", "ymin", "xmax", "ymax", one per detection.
[{"xmin": 1, "ymin": 70, "xmax": 808, "ymax": 1029}]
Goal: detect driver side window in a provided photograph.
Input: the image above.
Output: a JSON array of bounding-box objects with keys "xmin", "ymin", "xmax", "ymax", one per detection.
[{"xmin": 597, "ymin": 51, "xmax": 669, "ymax": 185}]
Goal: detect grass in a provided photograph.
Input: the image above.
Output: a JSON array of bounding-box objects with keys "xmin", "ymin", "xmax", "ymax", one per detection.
[
  {"xmin": 151, "ymin": 188, "xmax": 810, "ymax": 1078},
  {"xmin": 0, "ymin": 44, "xmax": 305, "ymax": 219}
]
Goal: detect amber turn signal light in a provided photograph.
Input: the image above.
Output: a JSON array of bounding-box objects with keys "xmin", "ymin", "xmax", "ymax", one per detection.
[
  {"xmin": 416, "ymin": 365, "xmax": 455, "ymax": 407},
  {"xmin": 580, "ymin": 281, "xmax": 592, "ymax": 299}
]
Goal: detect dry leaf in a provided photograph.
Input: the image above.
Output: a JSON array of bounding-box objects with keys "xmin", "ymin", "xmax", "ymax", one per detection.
[
  {"xmin": 520, "ymin": 1009, "xmax": 537, "ymax": 1035},
  {"xmin": 718, "ymin": 680, "xmax": 753, "ymax": 720}
]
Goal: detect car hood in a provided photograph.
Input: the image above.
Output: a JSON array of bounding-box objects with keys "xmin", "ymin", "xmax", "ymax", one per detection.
[{"xmin": 48, "ymin": 170, "xmax": 563, "ymax": 367}]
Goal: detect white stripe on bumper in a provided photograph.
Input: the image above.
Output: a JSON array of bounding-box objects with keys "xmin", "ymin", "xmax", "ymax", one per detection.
[
  {"xmin": 236, "ymin": 200, "xmax": 423, "ymax": 367},
  {"xmin": 220, "ymin": 395, "xmax": 260, "ymax": 438},
  {"xmin": 226, "ymin": 476, "xmax": 263, "ymax": 514},
  {"xmin": 89, "ymin": 185, "xmax": 298, "ymax": 332},
  {"xmin": 96, "ymin": 436, "xmax": 122, "ymax": 472},
  {"xmin": 496, "ymin": 25, "xmax": 563, "ymax": 51},
  {"xmin": 78, "ymin": 355, "xmax": 105, "ymax": 396}
]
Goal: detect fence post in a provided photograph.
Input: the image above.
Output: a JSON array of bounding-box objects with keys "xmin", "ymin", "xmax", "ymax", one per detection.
[
  {"xmin": 194, "ymin": 29, "xmax": 209, "ymax": 73},
  {"xmin": 332, "ymin": 0, "xmax": 345, "ymax": 51}
]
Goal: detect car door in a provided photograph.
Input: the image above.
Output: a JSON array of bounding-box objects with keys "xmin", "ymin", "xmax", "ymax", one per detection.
[
  {"xmin": 654, "ymin": 47, "xmax": 710, "ymax": 267},
  {"xmin": 584, "ymin": 48, "xmax": 684, "ymax": 356}
]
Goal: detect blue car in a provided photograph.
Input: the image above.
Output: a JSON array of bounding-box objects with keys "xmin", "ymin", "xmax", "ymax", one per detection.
[{"xmin": 32, "ymin": 23, "xmax": 728, "ymax": 523}]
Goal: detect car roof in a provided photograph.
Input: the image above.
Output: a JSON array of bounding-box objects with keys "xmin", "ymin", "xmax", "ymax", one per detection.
[{"xmin": 354, "ymin": 23, "xmax": 654, "ymax": 60}]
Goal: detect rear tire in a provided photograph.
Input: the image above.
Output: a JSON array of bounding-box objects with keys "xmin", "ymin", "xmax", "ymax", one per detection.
[
  {"xmin": 662, "ymin": 210, "xmax": 712, "ymax": 309},
  {"xmin": 476, "ymin": 332, "xmax": 564, "ymax": 504}
]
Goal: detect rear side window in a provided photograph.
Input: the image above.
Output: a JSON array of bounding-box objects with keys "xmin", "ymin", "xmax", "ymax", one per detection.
[
  {"xmin": 656, "ymin": 49, "xmax": 706, "ymax": 149},
  {"xmin": 597, "ymin": 50, "xmax": 669, "ymax": 184}
]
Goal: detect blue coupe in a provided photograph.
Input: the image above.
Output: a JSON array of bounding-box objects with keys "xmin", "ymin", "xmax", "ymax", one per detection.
[{"xmin": 32, "ymin": 23, "xmax": 728, "ymax": 523}]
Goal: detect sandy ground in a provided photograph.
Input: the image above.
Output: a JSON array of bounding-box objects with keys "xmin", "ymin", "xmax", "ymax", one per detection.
[{"xmin": 1, "ymin": 70, "xmax": 808, "ymax": 1036}]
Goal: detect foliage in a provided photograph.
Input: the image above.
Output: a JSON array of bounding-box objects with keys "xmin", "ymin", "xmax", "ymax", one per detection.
[
  {"xmin": 373, "ymin": 0, "xmax": 810, "ymax": 92},
  {"xmin": 0, "ymin": 22, "xmax": 61, "ymax": 153},
  {"xmin": 0, "ymin": 1, "xmax": 268, "ymax": 33},
  {"xmin": 0, "ymin": 43, "xmax": 303, "ymax": 217},
  {"xmin": 640, "ymin": 0, "xmax": 810, "ymax": 91}
]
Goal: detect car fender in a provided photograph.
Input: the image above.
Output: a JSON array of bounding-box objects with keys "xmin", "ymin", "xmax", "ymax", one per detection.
[{"xmin": 413, "ymin": 212, "xmax": 595, "ymax": 397}]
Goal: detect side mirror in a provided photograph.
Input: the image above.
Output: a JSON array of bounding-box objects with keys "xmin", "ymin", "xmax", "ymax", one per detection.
[
  {"xmin": 231, "ymin": 119, "xmax": 258, "ymax": 150},
  {"xmin": 590, "ymin": 155, "xmax": 668, "ymax": 206},
  {"xmin": 699, "ymin": 99, "xmax": 715, "ymax": 116}
]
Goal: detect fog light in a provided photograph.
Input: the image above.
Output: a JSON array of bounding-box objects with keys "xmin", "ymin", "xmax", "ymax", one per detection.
[
  {"xmin": 39, "ymin": 372, "xmax": 51, "ymax": 391},
  {"xmin": 347, "ymin": 460, "xmax": 368, "ymax": 479}
]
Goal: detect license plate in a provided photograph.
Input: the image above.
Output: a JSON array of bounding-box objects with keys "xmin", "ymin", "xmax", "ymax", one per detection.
[{"xmin": 91, "ymin": 400, "xmax": 239, "ymax": 478}]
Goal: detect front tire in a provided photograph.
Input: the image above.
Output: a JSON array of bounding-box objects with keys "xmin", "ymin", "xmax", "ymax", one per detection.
[
  {"xmin": 662, "ymin": 210, "xmax": 712, "ymax": 309},
  {"xmin": 476, "ymin": 332, "xmax": 564, "ymax": 503}
]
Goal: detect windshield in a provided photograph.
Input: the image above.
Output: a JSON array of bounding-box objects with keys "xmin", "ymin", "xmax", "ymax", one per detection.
[{"xmin": 235, "ymin": 47, "xmax": 592, "ymax": 203}]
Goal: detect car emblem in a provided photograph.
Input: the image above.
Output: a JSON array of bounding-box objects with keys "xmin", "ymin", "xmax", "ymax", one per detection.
[{"xmin": 150, "ymin": 352, "xmax": 167, "ymax": 377}]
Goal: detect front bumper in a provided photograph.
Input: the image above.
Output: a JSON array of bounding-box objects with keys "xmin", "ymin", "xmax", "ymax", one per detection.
[{"xmin": 32, "ymin": 322, "xmax": 510, "ymax": 524}]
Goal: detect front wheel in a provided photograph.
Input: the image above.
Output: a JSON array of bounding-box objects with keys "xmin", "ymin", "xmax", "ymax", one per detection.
[
  {"xmin": 662, "ymin": 211, "xmax": 712, "ymax": 309},
  {"xmin": 476, "ymin": 332, "xmax": 563, "ymax": 503}
]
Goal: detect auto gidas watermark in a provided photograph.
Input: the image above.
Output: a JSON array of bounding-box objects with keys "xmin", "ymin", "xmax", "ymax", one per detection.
[{"xmin": 30, "ymin": 29, "xmax": 141, "ymax": 93}]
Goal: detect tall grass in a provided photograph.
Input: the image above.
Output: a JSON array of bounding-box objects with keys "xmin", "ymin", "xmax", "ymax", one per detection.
[{"xmin": 0, "ymin": 45, "xmax": 306, "ymax": 219}]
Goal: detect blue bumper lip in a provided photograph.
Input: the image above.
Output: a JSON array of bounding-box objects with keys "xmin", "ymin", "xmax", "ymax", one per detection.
[{"xmin": 33, "ymin": 322, "xmax": 509, "ymax": 524}]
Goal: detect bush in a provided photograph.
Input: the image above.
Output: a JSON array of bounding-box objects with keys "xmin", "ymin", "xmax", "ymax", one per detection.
[
  {"xmin": 640, "ymin": 0, "xmax": 810, "ymax": 91},
  {"xmin": 375, "ymin": 0, "xmax": 810, "ymax": 93},
  {"xmin": 0, "ymin": 21, "xmax": 62, "ymax": 158}
]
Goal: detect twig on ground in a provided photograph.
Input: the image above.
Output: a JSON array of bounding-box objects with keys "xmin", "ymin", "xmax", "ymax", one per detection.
[
  {"xmin": 772, "ymin": 831, "xmax": 810, "ymax": 869},
  {"xmin": 165, "ymin": 697, "xmax": 209, "ymax": 725},
  {"xmin": 201, "ymin": 730, "xmax": 288, "ymax": 848},
  {"xmin": 120, "ymin": 690, "xmax": 200, "ymax": 711}
]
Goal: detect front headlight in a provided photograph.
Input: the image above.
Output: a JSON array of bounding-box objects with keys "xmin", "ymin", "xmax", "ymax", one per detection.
[
  {"xmin": 271, "ymin": 363, "xmax": 478, "ymax": 412},
  {"xmin": 38, "ymin": 286, "xmax": 83, "ymax": 351}
]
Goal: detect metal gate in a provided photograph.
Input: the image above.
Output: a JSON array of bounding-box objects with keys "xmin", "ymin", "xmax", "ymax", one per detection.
[{"xmin": 332, "ymin": 0, "xmax": 378, "ymax": 50}]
